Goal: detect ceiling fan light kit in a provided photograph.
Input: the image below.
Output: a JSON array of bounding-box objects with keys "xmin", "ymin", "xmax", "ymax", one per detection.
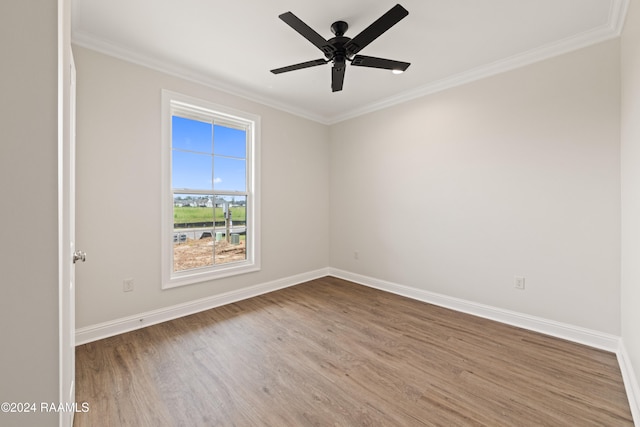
[{"xmin": 270, "ymin": 4, "xmax": 411, "ymax": 92}]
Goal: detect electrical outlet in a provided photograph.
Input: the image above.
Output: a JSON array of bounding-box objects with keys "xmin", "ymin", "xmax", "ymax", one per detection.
[
  {"xmin": 123, "ymin": 278, "xmax": 134, "ymax": 292},
  {"xmin": 353, "ymin": 251, "xmax": 359, "ymax": 260},
  {"xmin": 514, "ymin": 276, "xmax": 525, "ymax": 290}
]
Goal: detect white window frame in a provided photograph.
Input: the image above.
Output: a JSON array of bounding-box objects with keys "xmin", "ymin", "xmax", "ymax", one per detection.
[{"xmin": 161, "ymin": 90, "xmax": 260, "ymax": 289}]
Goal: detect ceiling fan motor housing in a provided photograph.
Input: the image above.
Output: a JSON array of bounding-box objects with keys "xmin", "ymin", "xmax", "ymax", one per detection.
[{"xmin": 329, "ymin": 21, "xmax": 351, "ymax": 67}]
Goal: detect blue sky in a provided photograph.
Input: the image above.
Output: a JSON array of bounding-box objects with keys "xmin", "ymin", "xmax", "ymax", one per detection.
[{"xmin": 172, "ymin": 116, "xmax": 246, "ymax": 191}]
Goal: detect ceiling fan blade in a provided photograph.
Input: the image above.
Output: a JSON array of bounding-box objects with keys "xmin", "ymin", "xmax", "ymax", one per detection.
[
  {"xmin": 271, "ymin": 59, "xmax": 328, "ymax": 74},
  {"xmin": 351, "ymin": 55, "xmax": 410, "ymax": 72},
  {"xmin": 345, "ymin": 4, "xmax": 409, "ymax": 56},
  {"xmin": 279, "ymin": 12, "xmax": 336, "ymax": 56},
  {"xmin": 331, "ymin": 63, "xmax": 346, "ymax": 92}
]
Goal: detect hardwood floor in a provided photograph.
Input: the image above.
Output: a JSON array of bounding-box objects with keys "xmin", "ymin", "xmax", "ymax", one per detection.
[{"xmin": 74, "ymin": 277, "xmax": 633, "ymax": 426}]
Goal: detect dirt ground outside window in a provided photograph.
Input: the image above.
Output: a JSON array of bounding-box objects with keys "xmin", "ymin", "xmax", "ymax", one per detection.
[{"xmin": 173, "ymin": 237, "xmax": 246, "ymax": 272}]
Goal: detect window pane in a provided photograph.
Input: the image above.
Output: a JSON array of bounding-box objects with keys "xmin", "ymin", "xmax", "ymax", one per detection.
[
  {"xmin": 213, "ymin": 156, "xmax": 246, "ymax": 191},
  {"xmin": 173, "ymin": 194, "xmax": 215, "ymax": 225},
  {"xmin": 172, "ymin": 151, "xmax": 212, "ymax": 190},
  {"xmin": 214, "ymin": 195, "xmax": 247, "ymax": 265},
  {"xmin": 173, "ymin": 194, "xmax": 215, "ymax": 272},
  {"xmin": 214, "ymin": 124, "xmax": 246, "ymax": 158},
  {"xmin": 172, "ymin": 116, "xmax": 212, "ymax": 153}
]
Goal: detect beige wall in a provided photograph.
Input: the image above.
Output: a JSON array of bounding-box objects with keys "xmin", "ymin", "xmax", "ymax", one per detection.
[
  {"xmin": 75, "ymin": 39, "xmax": 623, "ymax": 337},
  {"xmin": 73, "ymin": 47, "xmax": 330, "ymax": 327},
  {"xmin": 330, "ymin": 40, "xmax": 621, "ymax": 334},
  {"xmin": 0, "ymin": 1, "xmax": 61, "ymax": 426},
  {"xmin": 621, "ymin": 0, "xmax": 640, "ymax": 411}
]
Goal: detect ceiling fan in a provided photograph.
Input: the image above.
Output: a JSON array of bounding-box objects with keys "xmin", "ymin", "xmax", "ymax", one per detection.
[{"xmin": 270, "ymin": 4, "xmax": 411, "ymax": 92}]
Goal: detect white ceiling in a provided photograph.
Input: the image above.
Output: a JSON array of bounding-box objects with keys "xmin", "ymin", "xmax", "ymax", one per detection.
[{"xmin": 71, "ymin": 0, "xmax": 628, "ymax": 124}]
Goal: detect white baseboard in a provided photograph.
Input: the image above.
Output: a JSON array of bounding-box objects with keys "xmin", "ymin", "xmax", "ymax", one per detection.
[
  {"xmin": 328, "ymin": 268, "xmax": 620, "ymax": 352},
  {"xmin": 618, "ymin": 342, "xmax": 640, "ymax": 426},
  {"xmin": 75, "ymin": 266, "xmax": 638, "ymax": 424},
  {"xmin": 77, "ymin": 265, "xmax": 620, "ymax": 350},
  {"xmin": 75, "ymin": 268, "xmax": 330, "ymax": 345},
  {"xmin": 328, "ymin": 268, "xmax": 640, "ymax": 424}
]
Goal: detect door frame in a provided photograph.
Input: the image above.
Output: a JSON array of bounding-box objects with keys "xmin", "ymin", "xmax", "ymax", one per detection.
[{"xmin": 58, "ymin": 0, "xmax": 76, "ymax": 425}]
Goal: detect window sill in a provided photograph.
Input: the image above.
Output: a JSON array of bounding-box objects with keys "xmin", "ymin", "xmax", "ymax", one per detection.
[{"xmin": 162, "ymin": 262, "xmax": 261, "ymax": 289}]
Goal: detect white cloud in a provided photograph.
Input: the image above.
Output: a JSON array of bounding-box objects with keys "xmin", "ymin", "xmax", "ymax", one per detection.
[{"xmin": 213, "ymin": 177, "xmax": 223, "ymax": 184}]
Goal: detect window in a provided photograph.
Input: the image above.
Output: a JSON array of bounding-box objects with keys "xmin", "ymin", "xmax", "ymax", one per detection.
[{"xmin": 161, "ymin": 91, "xmax": 260, "ymax": 288}]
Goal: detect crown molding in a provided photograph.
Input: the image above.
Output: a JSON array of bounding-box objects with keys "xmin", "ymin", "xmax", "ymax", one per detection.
[
  {"xmin": 329, "ymin": 0, "xmax": 630, "ymax": 124},
  {"xmin": 611, "ymin": 0, "xmax": 631, "ymax": 36},
  {"xmin": 71, "ymin": 31, "xmax": 331, "ymax": 125},
  {"xmin": 72, "ymin": 0, "xmax": 629, "ymax": 126}
]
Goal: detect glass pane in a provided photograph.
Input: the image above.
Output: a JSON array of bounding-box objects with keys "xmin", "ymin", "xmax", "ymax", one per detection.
[
  {"xmin": 214, "ymin": 195, "xmax": 247, "ymax": 265},
  {"xmin": 172, "ymin": 116, "xmax": 212, "ymax": 153},
  {"xmin": 173, "ymin": 194, "xmax": 215, "ymax": 272},
  {"xmin": 213, "ymin": 156, "xmax": 246, "ymax": 191},
  {"xmin": 214, "ymin": 124, "xmax": 246, "ymax": 158},
  {"xmin": 172, "ymin": 151, "xmax": 212, "ymax": 190}
]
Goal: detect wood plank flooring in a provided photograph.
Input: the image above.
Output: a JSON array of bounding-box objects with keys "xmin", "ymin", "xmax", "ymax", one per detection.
[{"xmin": 74, "ymin": 277, "xmax": 633, "ymax": 426}]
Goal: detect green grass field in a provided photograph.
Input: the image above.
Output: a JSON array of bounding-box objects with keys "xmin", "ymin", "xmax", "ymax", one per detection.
[{"xmin": 174, "ymin": 206, "xmax": 246, "ymax": 224}]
